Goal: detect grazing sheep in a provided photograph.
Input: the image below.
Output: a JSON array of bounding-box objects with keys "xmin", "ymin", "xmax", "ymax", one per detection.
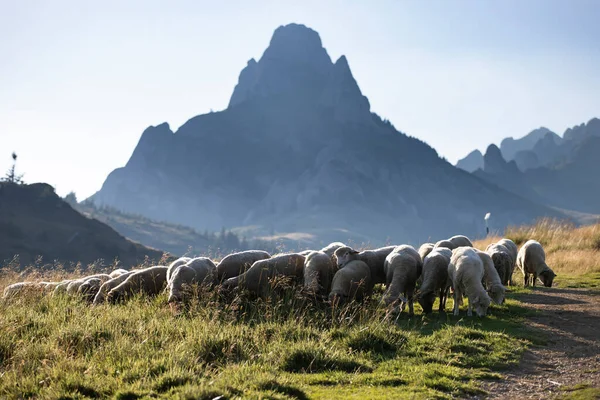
[
  {"xmin": 53, "ymin": 280, "xmax": 74, "ymax": 296},
  {"xmin": 329, "ymin": 260, "xmax": 372, "ymax": 305},
  {"xmin": 448, "ymin": 247, "xmax": 492, "ymax": 317},
  {"xmin": 167, "ymin": 258, "xmax": 217, "ymax": 303},
  {"xmin": 495, "ymin": 238, "xmax": 518, "ymax": 282},
  {"xmin": 320, "ymin": 242, "xmax": 346, "ymax": 259},
  {"xmin": 107, "ymin": 266, "xmax": 168, "ymax": 303},
  {"xmin": 418, "ymin": 248, "xmax": 452, "ymax": 313},
  {"xmin": 66, "ymin": 274, "xmax": 111, "ymax": 296},
  {"xmin": 476, "ymin": 250, "xmax": 506, "ymax": 305},
  {"xmin": 40, "ymin": 281, "xmax": 64, "ymax": 293},
  {"xmin": 418, "ymin": 243, "xmax": 435, "ymax": 261},
  {"xmin": 298, "ymin": 250, "xmax": 315, "ymax": 256},
  {"xmin": 109, "ymin": 268, "xmax": 129, "ymax": 278},
  {"xmin": 222, "ymin": 254, "xmax": 306, "ymax": 296},
  {"xmin": 92, "ymin": 272, "xmax": 133, "ymax": 305},
  {"xmin": 334, "ymin": 246, "xmax": 397, "ymax": 284},
  {"xmin": 486, "ymin": 243, "xmax": 513, "ymax": 286},
  {"xmin": 2, "ymin": 282, "xmax": 44, "ymax": 299},
  {"xmin": 303, "ymin": 251, "xmax": 335, "ymax": 296},
  {"xmin": 449, "ymin": 235, "xmax": 473, "ymax": 248},
  {"xmin": 382, "ymin": 245, "xmax": 423, "ymax": 314},
  {"xmin": 517, "ymin": 240, "xmax": 556, "ymax": 287},
  {"xmin": 434, "ymin": 240, "xmax": 456, "ymax": 250},
  {"xmin": 77, "ymin": 278, "xmax": 105, "ymax": 302},
  {"xmin": 166, "ymin": 257, "xmax": 192, "ymax": 283},
  {"xmin": 216, "ymin": 250, "xmax": 271, "ymax": 281}
]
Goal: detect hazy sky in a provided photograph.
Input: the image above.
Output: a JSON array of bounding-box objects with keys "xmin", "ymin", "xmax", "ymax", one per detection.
[{"xmin": 2, "ymin": 0, "xmax": 599, "ymax": 198}]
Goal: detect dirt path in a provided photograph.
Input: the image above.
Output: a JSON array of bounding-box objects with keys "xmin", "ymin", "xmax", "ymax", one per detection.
[{"xmin": 481, "ymin": 288, "xmax": 600, "ymax": 399}]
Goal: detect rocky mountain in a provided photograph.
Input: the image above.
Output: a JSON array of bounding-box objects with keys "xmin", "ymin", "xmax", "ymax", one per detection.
[
  {"xmin": 461, "ymin": 118, "xmax": 600, "ymax": 215},
  {"xmin": 456, "ymin": 150, "xmax": 483, "ymax": 173},
  {"xmin": 90, "ymin": 23, "xmax": 562, "ymax": 246},
  {"xmin": 0, "ymin": 182, "xmax": 164, "ymax": 268},
  {"xmin": 499, "ymin": 127, "xmax": 562, "ymax": 162}
]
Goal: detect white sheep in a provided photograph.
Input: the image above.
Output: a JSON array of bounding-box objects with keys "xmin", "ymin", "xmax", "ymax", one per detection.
[
  {"xmin": 486, "ymin": 243, "xmax": 513, "ymax": 286},
  {"xmin": 107, "ymin": 266, "xmax": 168, "ymax": 303},
  {"xmin": 2, "ymin": 282, "xmax": 44, "ymax": 299},
  {"xmin": 476, "ymin": 250, "xmax": 506, "ymax": 304},
  {"xmin": 93, "ymin": 271, "xmax": 134, "ymax": 304},
  {"xmin": 334, "ymin": 245, "xmax": 397, "ymax": 284},
  {"xmin": 303, "ymin": 250, "xmax": 335, "ymax": 297},
  {"xmin": 449, "ymin": 235, "xmax": 473, "ymax": 248},
  {"xmin": 66, "ymin": 274, "xmax": 111, "ymax": 296},
  {"xmin": 166, "ymin": 257, "xmax": 192, "ymax": 283},
  {"xmin": 517, "ymin": 240, "xmax": 556, "ymax": 287},
  {"xmin": 418, "ymin": 243, "xmax": 435, "ymax": 261},
  {"xmin": 448, "ymin": 247, "xmax": 492, "ymax": 317},
  {"xmin": 434, "ymin": 239, "xmax": 456, "ymax": 250},
  {"xmin": 167, "ymin": 257, "xmax": 217, "ymax": 303},
  {"xmin": 417, "ymin": 248, "xmax": 452, "ymax": 313},
  {"xmin": 109, "ymin": 268, "xmax": 129, "ymax": 278},
  {"xmin": 329, "ymin": 260, "xmax": 372, "ymax": 305},
  {"xmin": 216, "ymin": 250, "xmax": 271, "ymax": 282},
  {"xmin": 382, "ymin": 245, "xmax": 423, "ymax": 315},
  {"xmin": 77, "ymin": 278, "xmax": 105, "ymax": 302},
  {"xmin": 496, "ymin": 238, "xmax": 518, "ymax": 282},
  {"xmin": 319, "ymin": 242, "xmax": 346, "ymax": 260},
  {"xmin": 222, "ymin": 253, "xmax": 306, "ymax": 297},
  {"xmin": 53, "ymin": 280, "xmax": 74, "ymax": 296}
]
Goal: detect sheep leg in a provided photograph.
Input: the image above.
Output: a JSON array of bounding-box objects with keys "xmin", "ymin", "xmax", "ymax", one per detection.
[
  {"xmin": 453, "ymin": 288, "xmax": 461, "ymax": 316},
  {"xmin": 407, "ymin": 288, "xmax": 415, "ymax": 316},
  {"xmin": 524, "ymin": 273, "xmax": 528, "ymax": 287},
  {"xmin": 533, "ymin": 273, "xmax": 537, "ymax": 287},
  {"xmin": 467, "ymin": 299, "xmax": 473, "ymax": 317}
]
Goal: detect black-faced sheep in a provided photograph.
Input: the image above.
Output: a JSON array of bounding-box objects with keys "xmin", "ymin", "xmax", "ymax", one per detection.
[
  {"xmin": 448, "ymin": 247, "xmax": 492, "ymax": 317},
  {"xmin": 216, "ymin": 250, "xmax": 271, "ymax": 282},
  {"xmin": 329, "ymin": 260, "xmax": 372, "ymax": 305},
  {"xmin": 334, "ymin": 245, "xmax": 397, "ymax": 284},
  {"xmin": 517, "ymin": 240, "xmax": 556, "ymax": 287},
  {"xmin": 221, "ymin": 253, "xmax": 306, "ymax": 297},
  {"xmin": 106, "ymin": 266, "xmax": 168, "ymax": 303},
  {"xmin": 382, "ymin": 245, "xmax": 423, "ymax": 315},
  {"xmin": 417, "ymin": 248, "xmax": 452, "ymax": 313}
]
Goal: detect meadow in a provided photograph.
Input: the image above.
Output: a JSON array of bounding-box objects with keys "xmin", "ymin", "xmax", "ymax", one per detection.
[{"xmin": 1, "ymin": 219, "xmax": 599, "ymax": 399}]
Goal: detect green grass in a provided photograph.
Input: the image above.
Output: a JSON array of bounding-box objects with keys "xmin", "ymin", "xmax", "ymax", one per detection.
[
  {"xmin": 556, "ymin": 272, "xmax": 600, "ymax": 289},
  {"xmin": 557, "ymin": 383, "xmax": 600, "ymax": 400},
  {"xmin": 0, "ymin": 283, "xmax": 538, "ymax": 400}
]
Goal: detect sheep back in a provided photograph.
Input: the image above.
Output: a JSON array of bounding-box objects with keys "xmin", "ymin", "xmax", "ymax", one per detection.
[
  {"xmin": 107, "ymin": 266, "xmax": 168, "ymax": 303},
  {"xmin": 329, "ymin": 260, "xmax": 372, "ymax": 303},
  {"xmin": 216, "ymin": 250, "xmax": 271, "ymax": 281},
  {"xmin": 303, "ymin": 250, "xmax": 335, "ymax": 296}
]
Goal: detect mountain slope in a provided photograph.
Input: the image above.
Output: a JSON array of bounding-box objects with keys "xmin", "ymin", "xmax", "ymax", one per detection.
[
  {"xmin": 0, "ymin": 182, "xmax": 164, "ymax": 268},
  {"xmin": 90, "ymin": 23, "xmax": 562, "ymax": 245}
]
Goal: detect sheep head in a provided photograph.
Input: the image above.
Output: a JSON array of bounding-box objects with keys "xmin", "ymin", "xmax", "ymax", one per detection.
[
  {"xmin": 333, "ymin": 247, "xmax": 359, "ymax": 269},
  {"xmin": 539, "ymin": 269, "xmax": 556, "ymax": 287}
]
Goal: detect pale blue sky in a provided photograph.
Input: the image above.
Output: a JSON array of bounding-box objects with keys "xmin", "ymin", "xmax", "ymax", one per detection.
[{"xmin": 1, "ymin": 0, "xmax": 599, "ymax": 198}]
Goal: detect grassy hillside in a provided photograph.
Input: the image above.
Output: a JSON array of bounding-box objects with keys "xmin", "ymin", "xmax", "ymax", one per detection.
[
  {"xmin": 1, "ymin": 219, "xmax": 598, "ymax": 399},
  {"xmin": 0, "ymin": 183, "xmax": 164, "ymax": 268}
]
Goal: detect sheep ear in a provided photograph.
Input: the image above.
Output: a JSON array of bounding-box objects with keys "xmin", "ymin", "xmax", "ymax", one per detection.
[{"xmin": 350, "ymin": 250, "xmax": 359, "ymax": 255}]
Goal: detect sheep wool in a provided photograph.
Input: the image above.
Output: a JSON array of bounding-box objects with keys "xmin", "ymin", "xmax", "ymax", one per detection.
[
  {"xmin": 418, "ymin": 248, "xmax": 451, "ymax": 313},
  {"xmin": 329, "ymin": 260, "xmax": 372, "ymax": 305},
  {"xmin": 517, "ymin": 240, "xmax": 556, "ymax": 287},
  {"xmin": 216, "ymin": 250, "xmax": 271, "ymax": 281},
  {"xmin": 448, "ymin": 247, "xmax": 492, "ymax": 317}
]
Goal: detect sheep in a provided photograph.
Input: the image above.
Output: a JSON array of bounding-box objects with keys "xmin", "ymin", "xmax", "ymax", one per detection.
[
  {"xmin": 320, "ymin": 242, "xmax": 346, "ymax": 259},
  {"xmin": 329, "ymin": 260, "xmax": 372, "ymax": 305},
  {"xmin": 434, "ymin": 240, "xmax": 456, "ymax": 250},
  {"xmin": 417, "ymin": 248, "xmax": 452, "ymax": 313},
  {"xmin": 486, "ymin": 243, "xmax": 513, "ymax": 286},
  {"xmin": 382, "ymin": 245, "xmax": 423, "ymax": 314},
  {"xmin": 40, "ymin": 281, "xmax": 64, "ymax": 293},
  {"xmin": 92, "ymin": 271, "xmax": 133, "ymax": 305},
  {"xmin": 334, "ymin": 245, "xmax": 397, "ymax": 284},
  {"xmin": 222, "ymin": 253, "xmax": 306, "ymax": 296},
  {"xmin": 418, "ymin": 243, "xmax": 435, "ymax": 261},
  {"xmin": 303, "ymin": 250, "xmax": 335, "ymax": 297},
  {"xmin": 449, "ymin": 235, "xmax": 473, "ymax": 248},
  {"xmin": 109, "ymin": 268, "xmax": 129, "ymax": 278},
  {"xmin": 495, "ymin": 238, "xmax": 518, "ymax": 282},
  {"xmin": 53, "ymin": 280, "xmax": 74, "ymax": 296},
  {"xmin": 66, "ymin": 274, "xmax": 111, "ymax": 296},
  {"xmin": 166, "ymin": 257, "xmax": 192, "ymax": 283},
  {"xmin": 298, "ymin": 250, "xmax": 315, "ymax": 256},
  {"xmin": 167, "ymin": 257, "xmax": 217, "ymax": 303},
  {"xmin": 517, "ymin": 240, "xmax": 556, "ymax": 287},
  {"xmin": 448, "ymin": 247, "xmax": 492, "ymax": 317},
  {"xmin": 2, "ymin": 282, "xmax": 44, "ymax": 299},
  {"xmin": 215, "ymin": 250, "xmax": 271, "ymax": 281},
  {"xmin": 476, "ymin": 250, "xmax": 506, "ymax": 305},
  {"xmin": 77, "ymin": 278, "xmax": 105, "ymax": 302},
  {"xmin": 106, "ymin": 266, "xmax": 168, "ymax": 303}
]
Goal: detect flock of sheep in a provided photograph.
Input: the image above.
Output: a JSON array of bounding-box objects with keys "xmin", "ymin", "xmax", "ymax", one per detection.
[{"xmin": 2, "ymin": 236, "xmax": 556, "ymax": 317}]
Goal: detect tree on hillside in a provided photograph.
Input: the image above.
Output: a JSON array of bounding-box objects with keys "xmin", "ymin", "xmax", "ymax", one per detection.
[
  {"xmin": 2, "ymin": 152, "xmax": 24, "ymax": 184},
  {"xmin": 64, "ymin": 191, "xmax": 78, "ymax": 206}
]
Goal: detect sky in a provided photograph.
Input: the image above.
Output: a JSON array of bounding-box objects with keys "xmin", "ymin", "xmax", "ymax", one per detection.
[{"xmin": 1, "ymin": 0, "xmax": 599, "ymax": 198}]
